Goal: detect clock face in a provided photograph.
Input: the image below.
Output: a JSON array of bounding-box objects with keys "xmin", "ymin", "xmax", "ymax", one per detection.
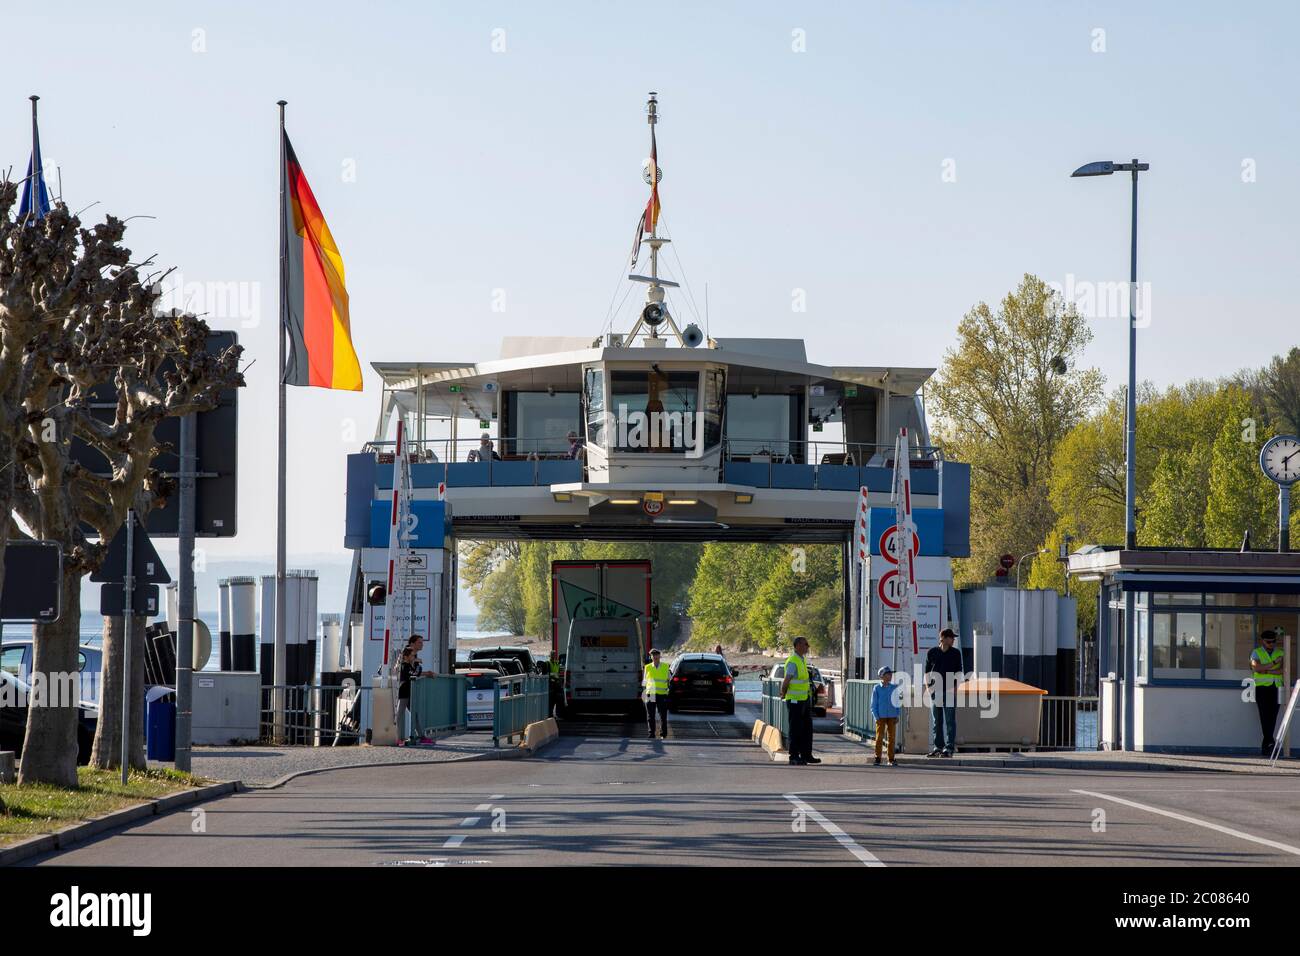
[{"xmin": 1261, "ymin": 435, "xmax": 1300, "ymax": 485}]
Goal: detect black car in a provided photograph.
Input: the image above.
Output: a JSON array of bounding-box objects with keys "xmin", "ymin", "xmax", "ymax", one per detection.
[
  {"xmin": 467, "ymin": 646, "xmax": 542, "ymax": 674},
  {"xmin": 1, "ymin": 670, "xmax": 97, "ymax": 765},
  {"xmin": 667, "ymin": 653, "xmax": 735, "ymax": 715}
]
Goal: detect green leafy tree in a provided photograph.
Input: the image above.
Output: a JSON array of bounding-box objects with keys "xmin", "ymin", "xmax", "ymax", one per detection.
[
  {"xmin": 1237, "ymin": 347, "xmax": 1300, "ymax": 435},
  {"xmin": 687, "ymin": 543, "xmax": 781, "ymax": 649},
  {"xmin": 779, "ymin": 586, "xmax": 841, "ymax": 656},
  {"xmin": 743, "ymin": 544, "xmax": 840, "ymax": 649},
  {"xmin": 1142, "ymin": 446, "xmax": 1214, "ymax": 548},
  {"xmin": 928, "ymin": 274, "xmax": 1103, "ymax": 586},
  {"xmin": 1205, "ymin": 390, "xmax": 1277, "ymax": 548},
  {"xmin": 475, "ymin": 559, "xmax": 526, "ymax": 635}
]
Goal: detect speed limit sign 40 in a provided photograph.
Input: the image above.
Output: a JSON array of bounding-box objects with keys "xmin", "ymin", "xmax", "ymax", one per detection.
[{"xmin": 879, "ymin": 525, "xmax": 920, "ymax": 565}]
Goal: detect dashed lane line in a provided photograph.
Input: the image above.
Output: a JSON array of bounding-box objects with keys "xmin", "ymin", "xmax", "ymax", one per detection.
[
  {"xmin": 1071, "ymin": 789, "xmax": 1300, "ymax": 857},
  {"xmin": 783, "ymin": 794, "xmax": 885, "ymax": 867}
]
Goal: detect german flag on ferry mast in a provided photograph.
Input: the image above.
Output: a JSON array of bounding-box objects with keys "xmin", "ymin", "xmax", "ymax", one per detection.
[{"xmin": 280, "ymin": 132, "xmax": 363, "ymax": 391}]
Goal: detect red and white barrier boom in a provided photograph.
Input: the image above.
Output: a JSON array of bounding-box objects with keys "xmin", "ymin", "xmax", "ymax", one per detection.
[
  {"xmin": 381, "ymin": 419, "xmax": 416, "ymax": 672},
  {"xmin": 891, "ymin": 426, "xmax": 919, "ymax": 670}
]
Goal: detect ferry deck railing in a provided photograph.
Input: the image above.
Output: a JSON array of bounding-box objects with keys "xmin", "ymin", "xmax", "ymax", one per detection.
[{"xmin": 361, "ymin": 436, "xmax": 946, "ymax": 491}]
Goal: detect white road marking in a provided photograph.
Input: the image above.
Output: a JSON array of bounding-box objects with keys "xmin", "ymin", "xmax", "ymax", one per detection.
[
  {"xmin": 474, "ymin": 803, "xmax": 493, "ymax": 811},
  {"xmin": 1071, "ymin": 789, "xmax": 1300, "ymax": 857},
  {"xmin": 490, "ymin": 794, "xmax": 504, "ymax": 799},
  {"xmin": 442, "ymin": 834, "xmax": 467, "ymax": 849},
  {"xmin": 783, "ymin": 794, "xmax": 885, "ymax": 867},
  {"xmin": 460, "ymin": 816, "xmax": 480, "ymax": 826}
]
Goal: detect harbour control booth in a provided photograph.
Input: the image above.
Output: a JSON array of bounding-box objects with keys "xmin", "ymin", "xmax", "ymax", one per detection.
[{"xmin": 1069, "ymin": 547, "xmax": 1300, "ymax": 755}]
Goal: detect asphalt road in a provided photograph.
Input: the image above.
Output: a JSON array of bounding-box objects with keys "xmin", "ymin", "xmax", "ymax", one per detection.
[{"xmin": 29, "ymin": 709, "xmax": 1300, "ymax": 867}]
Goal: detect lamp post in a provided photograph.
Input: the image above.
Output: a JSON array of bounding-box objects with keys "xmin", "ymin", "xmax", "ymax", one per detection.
[{"xmin": 1071, "ymin": 159, "xmax": 1149, "ymax": 551}]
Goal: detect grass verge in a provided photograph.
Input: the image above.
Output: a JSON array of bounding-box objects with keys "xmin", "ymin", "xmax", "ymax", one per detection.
[{"xmin": 0, "ymin": 766, "xmax": 207, "ymax": 846}]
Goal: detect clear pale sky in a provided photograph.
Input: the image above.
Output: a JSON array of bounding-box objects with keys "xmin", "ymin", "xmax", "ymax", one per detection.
[{"xmin": 7, "ymin": 1, "xmax": 1298, "ymax": 587}]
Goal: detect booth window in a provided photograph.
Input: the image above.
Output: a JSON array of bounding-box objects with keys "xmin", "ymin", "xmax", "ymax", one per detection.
[
  {"xmin": 1136, "ymin": 610, "xmax": 1148, "ymax": 680},
  {"xmin": 1152, "ymin": 611, "xmax": 1202, "ymax": 679},
  {"xmin": 1205, "ymin": 612, "xmax": 1255, "ymax": 681},
  {"xmin": 1154, "ymin": 592, "xmax": 1202, "ymax": 606}
]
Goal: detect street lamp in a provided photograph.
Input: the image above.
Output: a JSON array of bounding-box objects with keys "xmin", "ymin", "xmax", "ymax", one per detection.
[{"xmin": 1071, "ymin": 159, "xmax": 1149, "ymax": 551}]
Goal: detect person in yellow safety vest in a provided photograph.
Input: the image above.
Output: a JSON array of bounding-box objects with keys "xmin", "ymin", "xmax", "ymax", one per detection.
[
  {"xmin": 644, "ymin": 648, "xmax": 671, "ymax": 740},
  {"xmin": 779, "ymin": 636, "xmax": 820, "ymax": 766},
  {"xmin": 1251, "ymin": 629, "xmax": 1286, "ymax": 756}
]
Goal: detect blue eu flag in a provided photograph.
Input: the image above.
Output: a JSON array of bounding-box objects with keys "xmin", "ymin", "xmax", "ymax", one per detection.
[{"xmin": 18, "ymin": 95, "xmax": 50, "ymax": 220}]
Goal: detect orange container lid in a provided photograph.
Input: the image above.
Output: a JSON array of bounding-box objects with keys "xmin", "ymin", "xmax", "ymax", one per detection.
[{"xmin": 954, "ymin": 677, "xmax": 1048, "ymax": 696}]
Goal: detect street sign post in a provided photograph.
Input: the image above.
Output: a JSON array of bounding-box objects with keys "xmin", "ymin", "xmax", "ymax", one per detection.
[{"xmin": 91, "ymin": 514, "xmax": 171, "ymax": 784}]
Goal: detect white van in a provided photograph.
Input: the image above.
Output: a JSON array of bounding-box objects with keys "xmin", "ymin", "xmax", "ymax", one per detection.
[{"xmin": 557, "ymin": 617, "xmax": 645, "ymax": 719}]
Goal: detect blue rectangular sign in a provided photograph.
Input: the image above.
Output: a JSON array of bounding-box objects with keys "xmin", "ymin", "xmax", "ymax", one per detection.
[
  {"xmin": 867, "ymin": 507, "xmax": 945, "ymax": 557},
  {"xmin": 369, "ymin": 499, "xmax": 448, "ymax": 550}
]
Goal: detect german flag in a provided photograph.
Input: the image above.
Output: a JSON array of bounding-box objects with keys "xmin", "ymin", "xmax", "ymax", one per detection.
[{"xmin": 280, "ymin": 132, "xmax": 362, "ymax": 391}]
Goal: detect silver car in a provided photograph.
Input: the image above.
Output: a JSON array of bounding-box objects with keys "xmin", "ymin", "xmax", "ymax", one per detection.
[{"xmin": 464, "ymin": 670, "xmax": 499, "ymax": 728}]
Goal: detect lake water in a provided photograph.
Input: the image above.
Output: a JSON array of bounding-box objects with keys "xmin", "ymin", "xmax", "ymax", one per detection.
[{"xmin": 59, "ymin": 612, "xmax": 507, "ymax": 670}]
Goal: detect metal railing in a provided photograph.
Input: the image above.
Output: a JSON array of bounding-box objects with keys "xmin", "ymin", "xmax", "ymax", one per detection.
[
  {"xmin": 1039, "ymin": 696, "xmax": 1101, "ymax": 751},
  {"xmin": 365, "ymin": 435, "xmax": 580, "ymax": 464},
  {"xmin": 260, "ymin": 683, "xmax": 371, "ymax": 746},
  {"xmin": 844, "ymin": 679, "xmax": 881, "ymax": 738},
  {"xmin": 493, "ymin": 675, "xmax": 550, "ymax": 747},
  {"xmin": 723, "ymin": 438, "xmax": 943, "ymax": 466},
  {"xmin": 408, "ymin": 674, "xmax": 469, "ymax": 740},
  {"xmin": 760, "ymin": 678, "xmax": 789, "ymax": 736}
]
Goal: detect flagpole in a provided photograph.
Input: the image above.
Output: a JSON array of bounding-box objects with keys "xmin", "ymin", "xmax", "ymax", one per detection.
[
  {"xmin": 274, "ymin": 99, "xmax": 289, "ymax": 743},
  {"xmin": 29, "ymin": 95, "xmax": 39, "ymax": 165}
]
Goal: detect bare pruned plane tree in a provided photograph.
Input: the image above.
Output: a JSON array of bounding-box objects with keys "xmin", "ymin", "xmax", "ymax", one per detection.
[{"xmin": 0, "ymin": 182, "xmax": 243, "ymax": 786}]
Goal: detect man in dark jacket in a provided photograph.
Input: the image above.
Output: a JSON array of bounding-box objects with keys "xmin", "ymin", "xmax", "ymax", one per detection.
[{"xmin": 925, "ymin": 627, "xmax": 964, "ymax": 757}]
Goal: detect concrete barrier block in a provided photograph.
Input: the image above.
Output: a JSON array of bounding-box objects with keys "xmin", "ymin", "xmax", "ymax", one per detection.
[
  {"xmin": 751, "ymin": 720, "xmax": 765, "ymax": 742},
  {"xmin": 761, "ymin": 724, "xmax": 786, "ymax": 755},
  {"xmin": 521, "ymin": 717, "xmax": 558, "ymax": 752}
]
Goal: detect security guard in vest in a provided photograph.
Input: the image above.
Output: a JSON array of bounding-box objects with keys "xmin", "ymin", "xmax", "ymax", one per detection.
[
  {"xmin": 644, "ymin": 648, "xmax": 670, "ymax": 739},
  {"xmin": 1251, "ymin": 629, "xmax": 1285, "ymax": 756},
  {"xmin": 548, "ymin": 655, "xmax": 562, "ymax": 713},
  {"xmin": 780, "ymin": 636, "xmax": 820, "ymax": 765}
]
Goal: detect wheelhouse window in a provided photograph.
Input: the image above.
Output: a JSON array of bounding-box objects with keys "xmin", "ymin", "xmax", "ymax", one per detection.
[
  {"xmin": 725, "ymin": 393, "xmax": 800, "ymax": 461},
  {"xmin": 703, "ymin": 368, "xmax": 724, "ymax": 450},
  {"xmin": 504, "ymin": 391, "xmax": 579, "ymax": 456},
  {"xmin": 609, "ymin": 368, "xmax": 699, "ymax": 453},
  {"xmin": 584, "ymin": 367, "xmax": 605, "ymax": 448}
]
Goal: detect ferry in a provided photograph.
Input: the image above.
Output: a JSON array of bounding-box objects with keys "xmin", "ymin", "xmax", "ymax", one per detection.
[{"xmin": 335, "ymin": 95, "xmax": 972, "ymax": 735}]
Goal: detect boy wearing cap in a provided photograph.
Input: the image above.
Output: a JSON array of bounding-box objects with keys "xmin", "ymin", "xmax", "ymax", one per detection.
[{"xmin": 870, "ymin": 666, "xmax": 901, "ymax": 766}]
